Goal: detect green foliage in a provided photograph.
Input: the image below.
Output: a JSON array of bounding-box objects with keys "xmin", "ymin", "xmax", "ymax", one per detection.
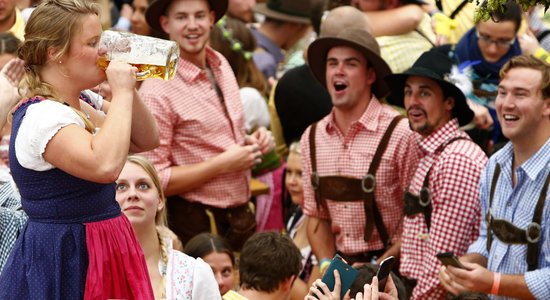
[{"xmin": 473, "ymin": 0, "xmax": 550, "ymax": 21}]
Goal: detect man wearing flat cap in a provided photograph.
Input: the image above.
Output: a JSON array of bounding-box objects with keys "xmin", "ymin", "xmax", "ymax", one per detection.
[
  {"xmin": 300, "ymin": 28, "xmax": 419, "ymax": 272},
  {"xmin": 139, "ymin": 0, "xmax": 274, "ymax": 251},
  {"xmin": 384, "ymin": 50, "xmax": 487, "ymax": 299}
]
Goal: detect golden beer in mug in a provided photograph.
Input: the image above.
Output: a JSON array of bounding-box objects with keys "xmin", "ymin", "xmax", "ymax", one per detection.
[{"xmin": 97, "ymin": 30, "xmax": 179, "ymax": 81}]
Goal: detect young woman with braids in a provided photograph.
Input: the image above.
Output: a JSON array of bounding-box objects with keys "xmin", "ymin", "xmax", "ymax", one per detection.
[
  {"xmin": 0, "ymin": 0, "xmax": 159, "ymax": 298},
  {"xmin": 116, "ymin": 155, "xmax": 220, "ymax": 299}
]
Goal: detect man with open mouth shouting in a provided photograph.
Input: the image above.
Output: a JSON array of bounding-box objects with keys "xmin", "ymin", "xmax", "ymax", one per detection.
[{"xmin": 300, "ymin": 27, "xmax": 419, "ymax": 286}]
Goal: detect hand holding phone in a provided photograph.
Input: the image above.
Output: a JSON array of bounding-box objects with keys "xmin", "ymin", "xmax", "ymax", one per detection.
[
  {"xmin": 376, "ymin": 256, "xmax": 395, "ymax": 292},
  {"xmin": 318, "ymin": 254, "xmax": 358, "ymax": 299},
  {"xmin": 436, "ymin": 252, "xmax": 470, "ymax": 270}
]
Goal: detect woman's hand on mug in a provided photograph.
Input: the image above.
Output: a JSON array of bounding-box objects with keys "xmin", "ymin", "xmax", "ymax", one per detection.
[{"xmin": 105, "ymin": 60, "xmax": 137, "ymax": 93}]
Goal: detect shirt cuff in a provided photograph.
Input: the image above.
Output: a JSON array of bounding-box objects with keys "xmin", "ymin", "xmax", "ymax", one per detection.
[{"xmin": 524, "ymin": 268, "xmax": 550, "ymax": 299}]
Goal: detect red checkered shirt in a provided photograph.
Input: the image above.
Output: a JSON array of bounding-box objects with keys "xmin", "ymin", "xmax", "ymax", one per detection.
[
  {"xmin": 400, "ymin": 119, "xmax": 487, "ymax": 300},
  {"xmin": 139, "ymin": 47, "xmax": 249, "ymax": 208},
  {"xmin": 301, "ymin": 98, "xmax": 420, "ymax": 255}
]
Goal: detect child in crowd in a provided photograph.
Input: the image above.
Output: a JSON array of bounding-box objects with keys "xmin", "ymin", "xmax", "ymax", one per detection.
[{"xmin": 285, "ymin": 141, "xmax": 320, "ymax": 299}]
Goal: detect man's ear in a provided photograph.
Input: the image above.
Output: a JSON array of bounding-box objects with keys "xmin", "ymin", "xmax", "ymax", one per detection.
[
  {"xmin": 160, "ymin": 15, "xmax": 170, "ymax": 35},
  {"xmin": 542, "ymin": 96, "xmax": 550, "ymax": 118},
  {"xmin": 280, "ymin": 275, "xmax": 297, "ymax": 292},
  {"xmin": 366, "ymin": 67, "xmax": 376, "ymax": 86},
  {"xmin": 209, "ymin": 10, "xmax": 216, "ymax": 27},
  {"xmin": 444, "ymin": 96, "xmax": 455, "ymax": 113}
]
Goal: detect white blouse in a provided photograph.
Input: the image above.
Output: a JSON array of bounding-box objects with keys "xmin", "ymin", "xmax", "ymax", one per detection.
[{"xmin": 14, "ymin": 90, "xmax": 104, "ymax": 171}]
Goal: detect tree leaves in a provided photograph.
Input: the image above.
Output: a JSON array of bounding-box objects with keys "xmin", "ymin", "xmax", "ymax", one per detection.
[{"xmin": 473, "ymin": 0, "xmax": 550, "ymax": 21}]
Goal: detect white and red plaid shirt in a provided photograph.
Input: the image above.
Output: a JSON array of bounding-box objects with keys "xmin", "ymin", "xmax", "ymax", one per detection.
[
  {"xmin": 139, "ymin": 47, "xmax": 249, "ymax": 208},
  {"xmin": 400, "ymin": 119, "xmax": 488, "ymax": 300},
  {"xmin": 301, "ymin": 98, "xmax": 419, "ymax": 255}
]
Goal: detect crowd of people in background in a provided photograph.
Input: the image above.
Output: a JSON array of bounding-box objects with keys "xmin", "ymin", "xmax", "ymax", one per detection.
[{"xmin": 0, "ymin": 0, "xmax": 548, "ymax": 299}]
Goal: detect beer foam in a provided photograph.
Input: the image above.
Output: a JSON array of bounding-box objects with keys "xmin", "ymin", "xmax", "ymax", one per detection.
[{"xmin": 110, "ymin": 51, "xmax": 167, "ymax": 66}]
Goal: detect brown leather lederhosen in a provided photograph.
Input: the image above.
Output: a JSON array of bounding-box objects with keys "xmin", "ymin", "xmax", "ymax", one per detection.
[
  {"xmin": 309, "ymin": 115, "xmax": 403, "ymax": 247},
  {"xmin": 403, "ymin": 136, "xmax": 468, "ymax": 231},
  {"xmin": 486, "ymin": 164, "xmax": 550, "ymax": 271}
]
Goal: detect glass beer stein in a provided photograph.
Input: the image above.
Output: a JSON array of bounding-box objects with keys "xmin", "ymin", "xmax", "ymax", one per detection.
[{"xmin": 98, "ymin": 30, "xmax": 179, "ymax": 81}]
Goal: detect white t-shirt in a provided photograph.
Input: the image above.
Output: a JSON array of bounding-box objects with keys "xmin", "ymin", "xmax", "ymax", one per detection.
[{"xmin": 240, "ymin": 87, "xmax": 270, "ymax": 133}]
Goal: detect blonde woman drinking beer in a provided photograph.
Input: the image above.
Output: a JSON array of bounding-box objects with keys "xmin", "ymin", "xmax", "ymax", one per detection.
[{"xmin": 0, "ymin": 0, "xmax": 159, "ymax": 298}]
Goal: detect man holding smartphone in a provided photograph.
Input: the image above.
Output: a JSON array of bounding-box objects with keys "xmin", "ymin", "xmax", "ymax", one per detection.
[
  {"xmin": 384, "ymin": 50, "xmax": 488, "ymax": 299},
  {"xmin": 440, "ymin": 55, "xmax": 550, "ymax": 299},
  {"xmin": 300, "ymin": 28, "xmax": 419, "ymax": 271}
]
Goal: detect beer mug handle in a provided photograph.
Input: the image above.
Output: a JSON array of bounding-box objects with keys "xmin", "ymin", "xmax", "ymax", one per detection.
[{"xmin": 136, "ymin": 70, "xmax": 151, "ymax": 80}]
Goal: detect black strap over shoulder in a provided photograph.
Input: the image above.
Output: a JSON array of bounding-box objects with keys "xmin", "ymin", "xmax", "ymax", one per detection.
[
  {"xmin": 309, "ymin": 122, "xmax": 323, "ymax": 211},
  {"xmin": 537, "ymin": 29, "xmax": 550, "ymax": 42},
  {"xmin": 403, "ymin": 136, "xmax": 468, "ymax": 231},
  {"xmin": 436, "ymin": 0, "xmax": 469, "ymax": 19},
  {"xmin": 364, "ymin": 115, "xmax": 403, "ymax": 245},
  {"xmin": 486, "ymin": 164, "xmax": 501, "ymax": 253}
]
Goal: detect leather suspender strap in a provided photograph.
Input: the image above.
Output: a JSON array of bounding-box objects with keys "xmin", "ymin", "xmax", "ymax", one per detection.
[
  {"xmin": 527, "ymin": 172, "xmax": 550, "ymax": 271},
  {"xmin": 486, "ymin": 165, "xmax": 549, "ymax": 270},
  {"xmin": 486, "ymin": 164, "xmax": 501, "ymax": 252},
  {"xmin": 421, "ymin": 173, "xmax": 433, "ymax": 230},
  {"xmin": 363, "ymin": 115, "xmax": 404, "ymax": 244},
  {"xmin": 403, "ymin": 137, "xmax": 467, "ymax": 231},
  {"xmin": 424, "ymin": 137, "xmax": 468, "ymax": 230},
  {"xmin": 309, "ymin": 122, "xmax": 324, "ymax": 211}
]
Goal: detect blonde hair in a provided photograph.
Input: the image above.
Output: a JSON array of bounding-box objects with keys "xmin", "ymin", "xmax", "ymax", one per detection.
[
  {"xmin": 288, "ymin": 141, "xmax": 301, "ymax": 155},
  {"xmin": 126, "ymin": 155, "xmax": 169, "ymax": 298},
  {"xmin": 500, "ymin": 55, "xmax": 550, "ymax": 100},
  {"xmin": 18, "ymin": 0, "xmax": 99, "ymax": 132},
  {"xmin": 126, "ymin": 155, "xmax": 167, "ymax": 226}
]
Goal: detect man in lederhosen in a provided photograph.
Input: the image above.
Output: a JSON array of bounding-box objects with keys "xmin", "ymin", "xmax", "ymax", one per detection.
[
  {"xmin": 384, "ymin": 50, "xmax": 488, "ymax": 299},
  {"xmin": 300, "ymin": 28, "xmax": 420, "ymax": 274},
  {"xmin": 440, "ymin": 55, "xmax": 550, "ymax": 299}
]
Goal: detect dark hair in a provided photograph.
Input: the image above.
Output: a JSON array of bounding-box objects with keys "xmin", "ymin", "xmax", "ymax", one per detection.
[
  {"xmin": 184, "ymin": 233, "xmax": 235, "ymax": 266},
  {"xmin": 310, "ymin": 0, "xmax": 327, "ymax": 36},
  {"xmin": 348, "ymin": 264, "xmax": 407, "ymax": 300},
  {"xmin": 239, "ymin": 232, "xmax": 302, "ymax": 293},
  {"xmin": 209, "ymin": 16, "xmax": 269, "ymax": 97},
  {"xmin": 479, "ymin": 0, "xmax": 522, "ymax": 32},
  {"xmin": 327, "ymin": 0, "xmax": 351, "ymax": 10}
]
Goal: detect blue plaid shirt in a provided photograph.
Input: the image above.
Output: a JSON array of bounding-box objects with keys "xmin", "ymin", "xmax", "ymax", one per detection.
[
  {"xmin": 468, "ymin": 138, "xmax": 550, "ymax": 299},
  {"xmin": 0, "ymin": 181, "xmax": 27, "ymax": 274}
]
